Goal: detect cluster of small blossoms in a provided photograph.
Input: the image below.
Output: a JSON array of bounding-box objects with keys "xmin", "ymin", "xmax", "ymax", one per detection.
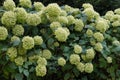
[{"xmin": 1, "ymin": 0, "xmax": 119, "ymax": 78}]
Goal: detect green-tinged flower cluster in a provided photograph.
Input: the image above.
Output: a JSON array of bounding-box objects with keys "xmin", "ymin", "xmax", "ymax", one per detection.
[
  {"xmin": 19, "ymin": 0, "xmax": 32, "ymax": 8},
  {"xmin": 54, "ymin": 42, "xmax": 59, "ymax": 47},
  {"xmin": 34, "ymin": 2, "xmax": 44, "ymax": 11},
  {"xmin": 26, "ymin": 13, "xmax": 41, "ymax": 26},
  {"xmin": 93, "ymin": 32, "xmax": 104, "ymax": 42},
  {"xmin": 94, "ymin": 42, "xmax": 103, "ymax": 52},
  {"xmin": 50, "ymin": 22, "xmax": 62, "ymax": 31},
  {"xmin": 58, "ymin": 57, "xmax": 66, "ymax": 66},
  {"xmin": 112, "ymin": 40, "xmax": 120, "ymax": 46},
  {"xmin": 1, "ymin": 11, "xmax": 16, "ymax": 27},
  {"xmin": 114, "ymin": 8, "xmax": 120, "ymax": 15},
  {"xmin": 36, "ymin": 65, "xmax": 47, "ymax": 77},
  {"xmin": 76, "ymin": 62, "xmax": 85, "ymax": 72},
  {"xmin": 18, "ymin": 45, "xmax": 27, "ymax": 55},
  {"xmin": 37, "ymin": 57, "xmax": 47, "ymax": 66},
  {"xmin": 34, "ymin": 36, "xmax": 43, "ymax": 45},
  {"xmin": 6, "ymin": 47, "xmax": 17, "ymax": 60},
  {"xmin": 3, "ymin": 0, "xmax": 16, "ymax": 10},
  {"xmin": 45, "ymin": 3, "xmax": 61, "ymax": 17},
  {"xmin": 11, "ymin": 36, "xmax": 20, "ymax": 42},
  {"xmin": 74, "ymin": 19, "xmax": 84, "ymax": 32},
  {"xmin": 106, "ymin": 57, "xmax": 112, "ymax": 63},
  {"xmin": 67, "ymin": 15, "xmax": 75, "ymax": 25},
  {"xmin": 84, "ymin": 63, "xmax": 93, "ymax": 73},
  {"xmin": 86, "ymin": 29, "xmax": 93, "ymax": 37},
  {"xmin": 58, "ymin": 16, "xmax": 68, "ymax": 24},
  {"xmin": 14, "ymin": 7, "xmax": 27, "ymax": 23},
  {"xmin": 55, "ymin": 27, "xmax": 70, "ymax": 42},
  {"xmin": 12, "ymin": 25, "xmax": 24, "ymax": 36},
  {"xmin": 69, "ymin": 54, "xmax": 80, "ymax": 65},
  {"xmin": 22, "ymin": 36, "xmax": 34, "ymax": 50},
  {"xmin": 82, "ymin": 3, "xmax": 93, "ymax": 9},
  {"xmin": 74, "ymin": 44, "xmax": 82, "ymax": 54},
  {"xmin": 14, "ymin": 56, "xmax": 24, "ymax": 66},
  {"xmin": 86, "ymin": 48, "xmax": 95, "ymax": 60},
  {"xmin": 0, "ymin": 27, "xmax": 8, "ymax": 40},
  {"xmin": 42, "ymin": 49, "xmax": 52, "ymax": 59},
  {"xmin": 104, "ymin": 11, "xmax": 114, "ymax": 20},
  {"xmin": 95, "ymin": 20, "xmax": 109, "ymax": 33}
]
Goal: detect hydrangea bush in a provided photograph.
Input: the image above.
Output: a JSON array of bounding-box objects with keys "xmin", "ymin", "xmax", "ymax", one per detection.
[{"xmin": 0, "ymin": 0, "xmax": 120, "ymax": 80}]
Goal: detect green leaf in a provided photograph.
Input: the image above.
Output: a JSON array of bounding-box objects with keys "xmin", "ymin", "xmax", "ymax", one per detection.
[
  {"xmin": 12, "ymin": 39, "xmax": 20, "ymax": 46},
  {"xmin": 15, "ymin": 73, "xmax": 23, "ymax": 80},
  {"xmin": 47, "ymin": 38, "xmax": 54, "ymax": 46},
  {"xmin": 64, "ymin": 73, "xmax": 71, "ymax": 80},
  {"xmin": 23, "ymin": 70, "xmax": 29, "ymax": 77}
]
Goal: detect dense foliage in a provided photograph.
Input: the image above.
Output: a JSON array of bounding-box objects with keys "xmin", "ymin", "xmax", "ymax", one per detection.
[{"xmin": 0, "ymin": 0, "xmax": 120, "ymax": 80}]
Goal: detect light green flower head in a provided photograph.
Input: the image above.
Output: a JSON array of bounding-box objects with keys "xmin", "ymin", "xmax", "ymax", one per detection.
[
  {"xmin": 7, "ymin": 47, "xmax": 17, "ymax": 60},
  {"xmin": 37, "ymin": 57, "xmax": 47, "ymax": 66},
  {"xmin": 0, "ymin": 27, "xmax": 8, "ymax": 40},
  {"xmin": 42, "ymin": 49, "xmax": 52, "ymax": 59},
  {"xmin": 26, "ymin": 13, "xmax": 41, "ymax": 26},
  {"xmin": 114, "ymin": 8, "xmax": 120, "ymax": 15},
  {"xmin": 95, "ymin": 20, "xmax": 108, "ymax": 33},
  {"xmin": 50, "ymin": 22, "xmax": 62, "ymax": 32},
  {"xmin": 94, "ymin": 42, "xmax": 103, "ymax": 52},
  {"xmin": 83, "ymin": 8, "xmax": 96, "ymax": 20},
  {"xmin": 45, "ymin": 3, "xmax": 61, "ymax": 17},
  {"xmin": 37, "ymin": 11, "xmax": 48, "ymax": 24},
  {"xmin": 64, "ymin": 5, "xmax": 73, "ymax": 13},
  {"xmin": 34, "ymin": 2, "xmax": 44, "ymax": 11},
  {"xmin": 104, "ymin": 11, "xmax": 114, "ymax": 20},
  {"xmin": 84, "ymin": 63, "xmax": 93, "ymax": 73},
  {"xmin": 74, "ymin": 44, "xmax": 82, "ymax": 54},
  {"xmin": 112, "ymin": 40, "xmax": 120, "ymax": 46},
  {"xmin": 82, "ymin": 3, "xmax": 93, "ymax": 9},
  {"xmin": 93, "ymin": 32, "xmax": 104, "ymax": 42},
  {"xmin": 55, "ymin": 27, "xmax": 69, "ymax": 42},
  {"xmin": 1, "ymin": 11, "xmax": 16, "ymax": 27},
  {"xmin": 106, "ymin": 57, "xmax": 112, "ymax": 63},
  {"xmin": 58, "ymin": 57, "xmax": 66, "ymax": 66},
  {"xmin": 12, "ymin": 25, "xmax": 24, "ymax": 36},
  {"xmin": 86, "ymin": 48, "xmax": 95, "ymax": 60},
  {"xmin": 60, "ymin": 10, "xmax": 67, "ymax": 16},
  {"xmin": 14, "ymin": 56, "xmax": 24, "ymax": 66},
  {"xmin": 74, "ymin": 19, "xmax": 84, "ymax": 32},
  {"xmin": 67, "ymin": 15, "xmax": 75, "ymax": 25},
  {"xmin": 54, "ymin": 42, "xmax": 59, "ymax": 47},
  {"xmin": 19, "ymin": 0, "xmax": 32, "ymax": 8},
  {"xmin": 36, "ymin": 65, "xmax": 47, "ymax": 77},
  {"xmin": 3, "ymin": 0, "xmax": 16, "ymax": 10},
  {"xmin": 110, "ymin": 14, "xmax": 120, "ymax": 22},
  {"xmin": 58, "ymin": 16, "xmax": 68, "ymax": 24},
  {"xmin": 14, "ymin": 7, "xmax": 27, "ymax": 24},
  {"xmin": 34, "ymin": 36, "xmax": 43, "ymax": 45},
  {"xmin": 112, "ymin": 21, "xmax": 120, "ymax": 27},
  {"xmin": 18, "ymin": 45, "xmax": 27, "ymax": 55},
  {"xmin": 69, "ymin": 54, "xmax": 80, "ymax": 65},
  {"xmin": 11, "ymin": 36, "xmax": 20, "ymax": 42},
  {"xmin": 22, "ymin": 36, "xmax": 34, "ymax": 50},
  {"xmin": 86, "ymin": 29, "xmax": 93, "ymax": 37},
  {"xmin": 76, "ymin": 62, "xmax": 85, "ymax": 72}
]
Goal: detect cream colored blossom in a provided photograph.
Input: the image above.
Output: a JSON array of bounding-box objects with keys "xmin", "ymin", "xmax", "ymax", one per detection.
[
  {"xmin": 74, "ymin": 44, "xmax": 82, "ymax": 54},
  {"xmin": 22, "ymin": 36, "xmax": 34, "ymax": 50},
  {"xmin": 36, "ymin": 65, "xmax": 47, "ymax": 77},
  {"xmin": 1, "ymin": 11, "xmax": 16, "ymax": 27},
  {"xmin": 14, "ymin": 56, "xmax": 24, "ymax": 66},
  {"xmin": 7, "ymin": 47, "xmax": 17, "ymax": 59},
  {"xmin": 3, "ymin": 0, "xmax": 16, "ymax": 10},
  {"xmin": 42, "ymin": 49, "xmax": 52, "ymax": 59},
  {"xmin": 76, "ymin": 62, "xmax": 85, "ymax": 72},
  {"xmin": 58, "ymin": 57, "xmax": 66, "ymax": 66},
  {"xmin": 34, "ymin": 2, "xmax": 44, "ymax": 11},
  {"xmin": 19, "ymin": 0, "xmax": 32, "ymax": 8},
  {"xmin": 50, "ymin": 22, "xmax": 62, "ymax": 31},
  {"xmin": 37, "ymin": 57, "xmax": 47, "ymax": 66},
  {"xmin": 69, "ymin": 54, "xmax": 80, "ymax": 65},
  {"xmin": 34, "ymin": 36, "xmax": 43, "ymax": 45},
  {"xmin": 0, "ymin": 27, "xmax": 8, "ymax": 40},
  {"xmin": 74, "ymin": 19, "xmax": 84, "ymax": 32},
  {"xmin": 93, "ymin": 32, "xmax": 104, "ymax": 42},
  {"xmin": 94, "ymin": 42, "xmax": 103, "ymax": 52},
  {"xmin": 84, "ymin": 63, "xmax": 93, "ymax": 73},
  {"xmin": 12, "ymin": 25, "xmax": 24, "ymax": 36},
  {"xmin": 26, "ymin": 13, "xmax": 41, "ymax": 26}
]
